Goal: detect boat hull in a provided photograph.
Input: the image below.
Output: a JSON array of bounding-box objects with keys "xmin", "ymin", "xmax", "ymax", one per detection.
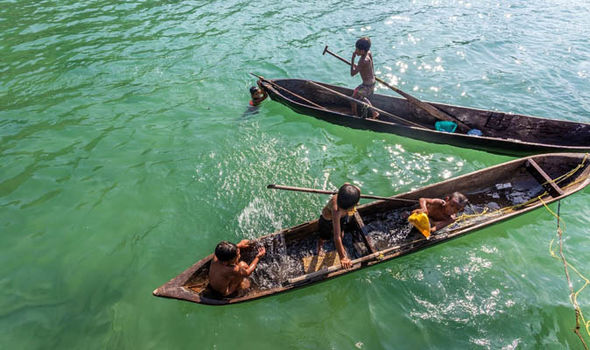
[
  {"xmin": 153, "ymin": 153, "xmax": 590, "ymax": 305},
  {"xmin": 262, "ymin": 79, "xmax": 590, "ymax": 156}
]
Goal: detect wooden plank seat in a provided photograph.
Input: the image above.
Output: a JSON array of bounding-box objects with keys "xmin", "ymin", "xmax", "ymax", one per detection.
[
  {"xmin": 525, "ymin": 159, "xmax": 564, "ymax": 197},
  {"xmin": 353, "ymin": 212, "xmax": 376, "ymax": 254}
]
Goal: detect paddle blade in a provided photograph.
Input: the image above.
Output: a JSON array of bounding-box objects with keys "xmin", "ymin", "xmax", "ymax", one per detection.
[{"xmin": 408, "ymin": 212, "xmax": 431, "ymax": 239}]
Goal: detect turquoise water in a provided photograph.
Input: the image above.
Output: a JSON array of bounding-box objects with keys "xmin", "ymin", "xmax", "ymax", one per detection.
[{"xmin": 2, "ymin": 0, "xmax": 590, "ymax": 348}]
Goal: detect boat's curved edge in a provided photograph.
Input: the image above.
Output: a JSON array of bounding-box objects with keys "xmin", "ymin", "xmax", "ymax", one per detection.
[
  {"xmin": 262, "ymin": 78, "xmax": 590, "ymax": 154},
  {"xmin": 268, "ymin": 78, "xmax": 590, "ymax": 128},
  {"xmin": 152, "ymin": 152, "xmax": 590, "ymax": 305},
  {"xmin": 152, "ymin": 254, "xmax": 213, "ymax": 302}
]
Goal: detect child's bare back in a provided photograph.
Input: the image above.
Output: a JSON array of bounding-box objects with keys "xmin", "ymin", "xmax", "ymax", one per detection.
[
  {"xmin": 208, "ymin": 240, "xmax": 265, "ymax": 297},
  {"xmin": 356, "ymin": 52, "xmax": 376, "ymax": 86},
  {"xmin": 413, "ymin": 192, "xmax": 468, "ymax": 232},
  {"xmin": 208, "ymin": 260, "xmax": 250, "ymax": 296}
]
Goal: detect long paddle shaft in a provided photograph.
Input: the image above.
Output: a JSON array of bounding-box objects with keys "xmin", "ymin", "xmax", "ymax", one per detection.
[
  {"xmin": 267, "ymin": 184, "xmax": 418, "ymax": 204},
  {"xmin": 307, "ymin": 81, "xmax": 423, "ymax": 128},
  {"xmin": 322, "ymin": 46, "xmax": 471, "ymax": 133},
  {"xmin": 287, "ymin": 236, "xmax": 426, "ymax": 285}
]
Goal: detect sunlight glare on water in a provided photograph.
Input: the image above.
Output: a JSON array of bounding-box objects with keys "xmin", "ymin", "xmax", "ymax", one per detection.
[{"xmin": 1, "ymin": 0, "xmax": 590, "ymax": 348}]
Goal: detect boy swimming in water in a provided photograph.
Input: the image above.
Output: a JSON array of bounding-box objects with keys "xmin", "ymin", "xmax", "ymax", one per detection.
[
  {"xmin": 317, "ymin": 183, "xmax": 361, "ymax": 269},
  {"xmin": 249, "ymin": 80, "xmax": 268, "ymax": 106},
  {"xmin": 208, "ymin": 239, "xmax": 266, "ymax": 296},
  {"xmin": 350, "ymin": 37, "xmax": 378, "ymax": 119},
  {"xmin": 242, "ymin": 80, "xmax": 268, "ymax": 117},
  {"xmin": 413, "ymin": 192, "xmax": 468, "ymax": 232}
]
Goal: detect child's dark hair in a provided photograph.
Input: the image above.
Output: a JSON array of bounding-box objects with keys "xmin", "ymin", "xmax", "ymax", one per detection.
[
  {"xmin": 337, "ymin": 183, "xmax": 361, "ymax": 210},
  {"xmin": 249, "ymin": 86, "xmax": 259, "ymax": 95},
  {"xmin": 356, "ymin": 37, "xmax": 371, "ymax": 51},
  {"xmin": 450, "ymin": 192, "xmax": 468, "ymax": 208},
  {"xmin": 215, "ymin": 241, "xmax": 238, "ymax": 262}
]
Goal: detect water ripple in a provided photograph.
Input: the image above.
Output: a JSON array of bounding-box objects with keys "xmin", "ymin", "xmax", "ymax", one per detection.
[{"xmin": 2, "ymin": 0, "xmax": 590, "ymax": 348}]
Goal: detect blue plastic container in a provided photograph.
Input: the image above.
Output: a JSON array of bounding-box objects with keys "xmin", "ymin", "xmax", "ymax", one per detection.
[
  {"xmin": 467, "ymin": 129, "xmax": 483, "ymax": 136},
  {"xmin": 435, "ymin": 121, "xmax": 457, "ymax": 133}
]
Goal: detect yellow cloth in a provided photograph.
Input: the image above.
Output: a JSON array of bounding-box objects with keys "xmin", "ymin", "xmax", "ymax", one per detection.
[
  {"xmin": 346, "ymin": 207, "xmax": 356, "ymax": 216},
  {"xmin": 408, "ymin": 212, "xmax": 431, "ymax": 239},
  {"xmin": 302, "ymin": 251, "xmax": 341, "ymax": 273}
]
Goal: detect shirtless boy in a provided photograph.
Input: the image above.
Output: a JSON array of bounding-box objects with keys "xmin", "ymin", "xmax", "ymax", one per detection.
[
  {"xmin": 413, "ymin": 192, "xmax": 468, "ymax": 232},
  {"xmin": 350, "ymin": 37, "xmax": 378, "ymax": 119},
  {"xmin": 317, "ymin": 183, "xmax": 361, "ymax": 269},
  {"xmin": 208, "ymin": 240, "xmax": 266, "ymax": 297}
]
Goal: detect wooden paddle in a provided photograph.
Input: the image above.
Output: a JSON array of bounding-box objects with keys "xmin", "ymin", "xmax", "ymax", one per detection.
[
  {"xmin": 322, "ymin": 46, "xmax": 471, "ymax": 133},
  {"xmin": 267, "ymin": 184, "xmax": 418, "ymax": 204}
]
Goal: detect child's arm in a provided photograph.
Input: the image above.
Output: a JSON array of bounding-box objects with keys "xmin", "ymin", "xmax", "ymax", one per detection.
[
  {"xmin": 239, "ymin": 246, "xmax": 266, "ymax": 276},
  {"xmin": 418, "ymin": 198, "xmax": 430, "ymax": 212},
  {"xmin": 256, "ymin": 80, "xmax": 268, "ymax": 99},
  {"xmin": 237, "ymin": 239, "xmax": 250, "ymax": 249},
  {"xmin": 431, "ymin": 217, "xmax": 455, "ymax": 232},
  {"xmin": 418, "ymin": 198, "xmax": 446, "ymax": 213},
  {"xmin": 332, "ymin": 211, "xmax": 352, "ymax": 269},
  {"xmin": 418, "ymin": 198, "xmax": 438, "ymax": 212},
  {"xmin": 350, "ymin": 53, "xmax": 359, "ymax": 77}
]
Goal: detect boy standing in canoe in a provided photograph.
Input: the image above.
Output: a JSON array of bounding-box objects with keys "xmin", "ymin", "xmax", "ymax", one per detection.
[
  {"xmin": 351, "ymin": 37, "xmax": 378, "ymax": 119},
  {"xmin": 317, "ymin": 183, "xmax": 361, "ymax": 269},
  {"xmin": 208, "ymin": 240, "xmax": 266, "ymax": 296}
]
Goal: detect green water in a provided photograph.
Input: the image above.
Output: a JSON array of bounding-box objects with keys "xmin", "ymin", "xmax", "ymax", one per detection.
[{"xmin": 2, "ymin": 0, "xmax": 590, "ymax": 348}]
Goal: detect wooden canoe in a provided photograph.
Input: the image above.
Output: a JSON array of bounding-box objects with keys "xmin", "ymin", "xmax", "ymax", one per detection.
[
  {"xmin": 259, "ymin": 78, "xmax": 590, "ymax": 156},
  {"xmin": 153, "ymin": 153, "xmax": 590, "ymax": 305}
]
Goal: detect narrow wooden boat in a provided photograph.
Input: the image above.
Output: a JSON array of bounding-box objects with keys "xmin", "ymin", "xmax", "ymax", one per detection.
[
  {"xmin": 259, "ymin": 78, "xmax": 590, "ymax": 156},
  {"xmin": 153, "ymin": 153, "xmax": 590, "ymax": 305}
]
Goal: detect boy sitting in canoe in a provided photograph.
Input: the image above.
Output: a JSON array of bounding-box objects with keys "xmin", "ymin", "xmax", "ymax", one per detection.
[
  {"xmin": 411, "ymin": 192, "xmax": 468, "ymax": 236},
  {"xmin": 208, "ymin": 240, "xmax": 266, "ymax": 297},
  {"xmin": 351, "ymin": 37, "xmax": 379, "ymax": 119},
  {"xmin": 317, "ymin": 183, "xmax": 361, "ymax": 269}
]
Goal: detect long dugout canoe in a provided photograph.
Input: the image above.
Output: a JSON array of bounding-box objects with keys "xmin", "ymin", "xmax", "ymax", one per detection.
[
  {"xmin": 153, "ymin": 153, "xmax": 590, "ymax": 305},
  {"xmin": 260, "ymin": 78, "xmax": 590, "ymax": 156}
]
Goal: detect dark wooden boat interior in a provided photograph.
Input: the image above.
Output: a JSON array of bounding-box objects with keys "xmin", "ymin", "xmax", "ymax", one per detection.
[
  {"xmin": 267, "ymin": 79, "xmax": 590, "ymax": 148},
  {"xmin": 153, "ymin": 153, "xmax": 590, "ymax": 305}
]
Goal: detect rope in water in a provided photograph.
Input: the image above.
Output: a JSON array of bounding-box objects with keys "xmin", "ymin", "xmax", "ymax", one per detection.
[
  {"xmin": 542, "ymin": 198, "xmax": 590, "ymax": 348},
  {"xmin": 384, "ymin": 155, "xmax": 590, "ymax": 346},
  {"xmin": 446, "ymin": 154, "xmax": 590, "ymax": 347}
]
